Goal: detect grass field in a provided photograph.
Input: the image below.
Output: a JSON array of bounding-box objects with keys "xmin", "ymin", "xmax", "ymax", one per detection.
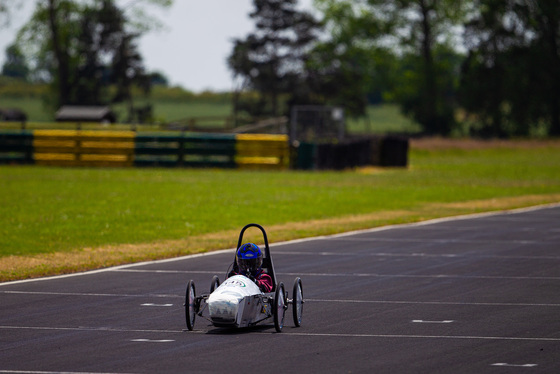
[
  {"xmin": 0, "ymin": 97, "xmax": 233, "ymax": 123},
  {"xmin": 1, "ymin": 95, "xmax": 421, "ymax": 134},
  {"xmin": 346, "ymin": 104, "xmax": 422, "ymax": 134},
  {"xmin": 0, "ymin": 97, "xmax": 50, "ymax": 122},
  {"xmin": 1, "ymin": 138, "xmax": 559, "ymax": 281}
]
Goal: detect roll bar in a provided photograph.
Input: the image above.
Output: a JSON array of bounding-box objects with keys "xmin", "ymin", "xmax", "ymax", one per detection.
[{"xmin": 233, "ymin": 223, "xmax": 277, "ymax": 292}]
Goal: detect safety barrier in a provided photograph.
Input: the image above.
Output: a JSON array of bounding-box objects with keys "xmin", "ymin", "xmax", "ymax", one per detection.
[
  {"xmin": 0, "ymin": 130, "xmax": 290, "ymax": 169},
  {"xmin": 33, "ymin": 130, "xmax": 135, "ymax": 167},
  {"xmin": 293, "ymin": 136, "xmax": 409, "ymax": 170},
  {"xmin": 235, "ymin": 134, "xmax": 290, "ymax": 170},
  {"xmin": 0, "ymin": 130, "xmax": 34, "ymax": 164},
  {"xmin": 134, "ymin": 133, "xmax": 237, "ymax": 168},
  {"xmin": 1, "ymin": 130, "xmax": 407, "ymax": 170}
]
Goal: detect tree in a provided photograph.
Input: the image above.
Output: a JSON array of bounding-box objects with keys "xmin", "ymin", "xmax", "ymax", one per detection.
[
  {"xmin": 16, "ymin": 0, "xmax": 171, "ymax": 120},
  {"xmin": 149, "ymin": 71, "xmax": 169, "ymax": 86},
  {"xmin": 461, "ymin": 0, "xmax": 560, "ymax": 136},
  {"xmin": 2, "ymin": 44, "xmax": 30, "ymax": 80},
  {"xmin": 228, "ymin": 0, "xmax": 322, "ymax": 119},
  {"xmin": 306, "ymin": 38, "xmax": 391, "ymax": 117},
  {"xmin": 316, "ymin": 0, "xmax": 472, "ymax": 135},
  {"xmin": 43, "ymin": 0, "xmax": 74, "ymax": 107},
  {"xmin": 112, "ymin": 32, "xmax": 150, "ymax": 122}
]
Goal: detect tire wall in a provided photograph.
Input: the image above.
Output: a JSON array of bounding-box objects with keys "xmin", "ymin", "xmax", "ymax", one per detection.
[{"xmin": 293, "ymin": 136, "xmax": 409, "ymax": 170}]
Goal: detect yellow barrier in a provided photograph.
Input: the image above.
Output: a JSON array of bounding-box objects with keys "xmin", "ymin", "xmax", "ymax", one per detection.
[
  {"xmin": 235, "ymin": 134, "xmax": 289, "ymax": 169},
  {"xmin": 33, "ymin": 130, "xmax": 135, "ymax": 167},
  {"xmin": 27, "ymin": 130, "xmax": 289, "ymax": 169}
]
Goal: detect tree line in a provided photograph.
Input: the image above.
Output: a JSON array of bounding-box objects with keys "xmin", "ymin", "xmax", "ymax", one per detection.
[
  {"xmin": 228, "ymin": 0, "xmax": 560, "ymax": 137},
  {"xmin": 2, "ymin": 0, "xmax": 559, "ymax": 137}
]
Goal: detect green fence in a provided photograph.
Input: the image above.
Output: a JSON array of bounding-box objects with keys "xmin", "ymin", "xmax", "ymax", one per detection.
[{"xmin": 134, "ymin": 133, "xmax": 237, "ymax": 168}]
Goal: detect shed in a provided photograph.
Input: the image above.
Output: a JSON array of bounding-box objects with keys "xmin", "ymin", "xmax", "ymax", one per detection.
[{"xmin": 55, "ymin": 106, "xmax": 116, "ymax": 123}]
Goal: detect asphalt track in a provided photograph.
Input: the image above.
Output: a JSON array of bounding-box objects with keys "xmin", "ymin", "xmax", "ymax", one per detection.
[{"xmin": 1, "ymin": 204, "xmax": 560, "ymax": 373}]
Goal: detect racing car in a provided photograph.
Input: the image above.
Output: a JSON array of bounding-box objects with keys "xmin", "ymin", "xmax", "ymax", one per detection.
[{"xmin": 184, "ymin": 223, "xmax": 304, "ymax": 332}]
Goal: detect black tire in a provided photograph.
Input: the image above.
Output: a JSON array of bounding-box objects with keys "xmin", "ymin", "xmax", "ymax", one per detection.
[
  {"xmin": 185, "ymin": 280, "xmax": 196, "ymax": 331},
  {"xmin": 210, "ymin": 275, "xmax": 220, "ymax": 293},
  {"xmin": 292, "ymin": 277, "xmax": 303, "ymax": 327},
  {"xmin": 274, "ymin": 282, "xmax": 286, "ymax": 332}
]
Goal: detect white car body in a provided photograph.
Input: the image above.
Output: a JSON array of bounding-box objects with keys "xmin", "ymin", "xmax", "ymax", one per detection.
[{"xmin": 207, "ymin": 275, "xmax": 272, "ymax": 328}]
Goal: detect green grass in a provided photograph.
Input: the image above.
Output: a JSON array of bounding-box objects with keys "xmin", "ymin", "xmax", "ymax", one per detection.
[
  {"xmin": 111, "ymin": 100, "xmax": 233, "ymax": 125},
  {"xmin": 0, "ymin": 96, "xmax": 234, "ymax": 125},
  {"xmin": 151, "ymin": 101, "xmax": 232, "ymax": 122},
  {"xmin": 346, "ymin": 104, "xmax": 422, "ymax": 135},
  {"xmin": 1, "ymin": 143, "xmax": 559, "ymax": 259},
  {"xmin": 0, "ymin": 97, "xmax": 53, "ymax": 122},
  {"xmin": 1, "ymin": 95, "xmax": 419, "ymax": 134}
]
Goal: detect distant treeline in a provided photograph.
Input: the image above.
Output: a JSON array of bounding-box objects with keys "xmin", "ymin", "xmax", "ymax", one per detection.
[
  {"xmin": 2, "ymin": 0, "xmax": 559, "ymax": 138},
  {"xmin": 0, "ymin": 78, "xmax": 48, "ymax": 98},
  {"xmin": 0, "ymin": 76, "xmax": 230, "ymax": 103}
]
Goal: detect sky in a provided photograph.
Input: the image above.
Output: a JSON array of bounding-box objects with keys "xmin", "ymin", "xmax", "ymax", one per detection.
[{"xmin": 0, "ymin": 0, "xmax": 315, "ymax": 93}]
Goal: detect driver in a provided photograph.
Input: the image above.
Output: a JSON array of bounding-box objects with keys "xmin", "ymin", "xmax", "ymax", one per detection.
[{"xmin": 228, "ymin": 243, "xmax": 273, "ymax": 293}]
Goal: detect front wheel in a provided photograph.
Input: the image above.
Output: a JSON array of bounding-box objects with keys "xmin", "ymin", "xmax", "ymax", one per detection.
[
  {"xmin": 185, "ymin": 280, "xmax": 196, "ymax": 331},
  {"xmin": 292, "ymin": 277, "xmax": 303, "ymax": 327},
  {"xmin": 274, "ymin": 282, "xmax": 286, "ymax": 332},
  {"xmin": 210, "ymin": 275, "xmax": 220, "ymax": 293}
]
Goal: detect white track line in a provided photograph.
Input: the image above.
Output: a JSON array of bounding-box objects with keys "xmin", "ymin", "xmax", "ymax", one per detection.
[
  {"xmin": 278, "ymin": 332, "xmax": 560, "ymax": 342},
  {"xmin": 2, "ymin": 290, "xmax": 559, "ymax": 308},
  {"xmin": 280, "ymin": 272, "xmax": 560, "ymax": 280},
  {"xmin": 2, "ymin": 202, "xmax": 559, "ymax": 287},
  {"xmin": 111, "ymin": 251, "xmax": 560, "ymax": 260},
  {"xmin": 2, "ymin": 325, "xmax": 559, "ymax": 342},
  {"xmin": 306, "ymin": 298, "xmax": 560, "ymax": 307},
  {"xmin": 130, "ymin": 339, "xmax": 174, "ymax": 343},
  {"xmin": 274, "ymin": 251, "xmax": 560, "ymax": 260},
  {"xmin": 0, "ymin": 325, "xmax": 184, "ymax": 334},
  {"xmin": 111, "ymin": 268, "xmax": 560, "ymax": 281},
  {"xmin": 330, "ymin": 237, "xmax": 554, "ymax": 245},
  {"xmin": 0, "ymin": 290, "xmax": 180, "ymax": 298},
  {"xmin": 0, "ymin": 371, "xmax": 136, "ymax": 374}
]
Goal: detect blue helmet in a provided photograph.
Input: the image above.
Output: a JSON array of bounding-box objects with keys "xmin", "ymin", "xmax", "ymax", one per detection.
[{"xmin": 236, "ymin": 243, "xmax": 263, "ymax": 273}]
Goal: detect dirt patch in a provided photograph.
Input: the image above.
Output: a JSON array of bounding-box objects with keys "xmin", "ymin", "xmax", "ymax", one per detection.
[
  {"xmin": 1, "ymin": 194, "xmax": 559, "ymax": 282},
  {"xmin": 410, "ymin": 137, "xmax": 560, "ymax": 150},
  {"xmin": 432, "ymin": 194, "xmax": 560, "ymax": 210}
]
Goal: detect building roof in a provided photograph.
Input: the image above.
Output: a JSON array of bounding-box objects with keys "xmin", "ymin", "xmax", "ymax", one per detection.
[{"xmin": 55, "ymin": 106, "xmax": 116, "ymax": 122}]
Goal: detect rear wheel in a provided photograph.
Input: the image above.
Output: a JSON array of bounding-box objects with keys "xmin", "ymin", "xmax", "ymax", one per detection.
[
  {"xmin": 292, "ymin": 277, "xmax": 303, "ymax": 327},
  {"xmin": 210, "ymin": 275, "xmax": 220, "ymax": 293},
  {"xmin": 274, "ymin": 282, "xmax": 286, "ymax": 332},
  {"xmin": 184, "ymin": 280, "xmax": 196, "ymax": 331}
]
